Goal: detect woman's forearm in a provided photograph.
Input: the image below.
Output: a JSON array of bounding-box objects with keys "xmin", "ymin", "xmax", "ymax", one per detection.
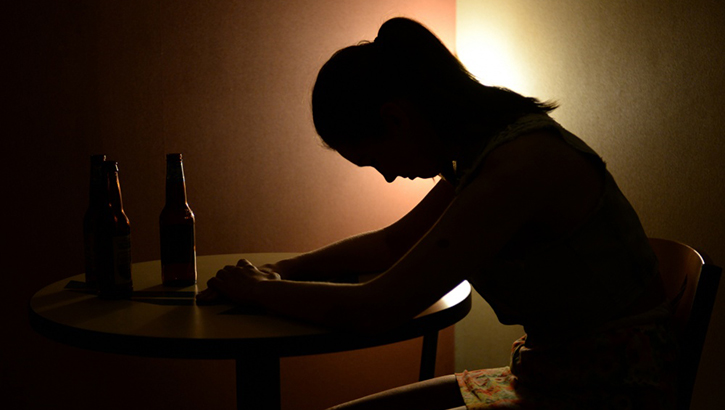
[
  {"xmin": 252, "ymin": 278, "xmax": 392, "ymax": 334},
  {"xmin": 271, "ymin": 229, "xmax": 400, "ymax": 281},
  {"xmin": 273, "ymin": 180, "xmax": 454, "ymax": 281}
]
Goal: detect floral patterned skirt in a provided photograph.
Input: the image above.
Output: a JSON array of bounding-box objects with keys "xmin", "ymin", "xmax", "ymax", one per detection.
[{"xmin": 456, "ymin": 321, "xmax": 678, "ymax": 410}]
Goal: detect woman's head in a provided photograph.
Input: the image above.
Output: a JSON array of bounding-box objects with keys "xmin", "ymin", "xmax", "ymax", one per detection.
[
  {"xmin": 311, "ymin": 17, "xmax": 556, "ymax": 179},
  {"xmin": 312, "ymin": 17, "xmax": 477, "ymax": 150}
]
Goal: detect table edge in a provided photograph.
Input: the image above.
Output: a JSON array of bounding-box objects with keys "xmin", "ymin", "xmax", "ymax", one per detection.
[{"xmin": 29, "ymin": 254, "xmax": 472, "ymax": 359}]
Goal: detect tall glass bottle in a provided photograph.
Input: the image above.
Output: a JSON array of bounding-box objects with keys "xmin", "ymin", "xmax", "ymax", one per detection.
[
  {"xmin": 97, "ymin": 161, "xmax": 133, "ymax": 299},
  {"xmin": 83, "ymin": 154, "xmax": 106, "ymax": 289},
  {"xmin": 160, "ymin": 153, "xmax": 197, "ymax": 287}
]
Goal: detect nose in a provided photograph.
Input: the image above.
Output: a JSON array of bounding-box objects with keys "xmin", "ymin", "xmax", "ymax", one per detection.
[
  {"xmin": 383, "ymin": 173, "xmax": 397, "ymax": 183},
  {"xmin": 372, "ymin": 165, "xmax": 397, "ymax": 183}
]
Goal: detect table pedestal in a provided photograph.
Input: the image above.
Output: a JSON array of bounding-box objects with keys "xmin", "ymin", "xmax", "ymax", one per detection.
[{"xmin": 237, "ymin": 355, "xmax": 281, "ymax": 410}]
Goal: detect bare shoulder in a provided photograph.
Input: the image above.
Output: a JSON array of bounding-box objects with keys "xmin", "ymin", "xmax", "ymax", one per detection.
[
  {"xmin": 471, "ymin": 129, "xmax": 605, "ymax": 232},
  {"xmin": 478, "ymin": 129, "xmax": 601, "ymax": 183},
  {"xmin": 483, "ymin": 129, "xmax": 594, "ymax": 168}
]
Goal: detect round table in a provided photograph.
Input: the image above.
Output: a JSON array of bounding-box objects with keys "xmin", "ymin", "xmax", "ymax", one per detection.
[{"xmin": 29, "ymin": 253, "xmax": 472, "ymax": 410}]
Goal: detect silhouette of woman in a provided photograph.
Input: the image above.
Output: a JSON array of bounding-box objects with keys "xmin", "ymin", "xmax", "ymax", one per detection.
[{"xmin": 199, "ymin": 17, "xmax": 677, "ymax": 410}]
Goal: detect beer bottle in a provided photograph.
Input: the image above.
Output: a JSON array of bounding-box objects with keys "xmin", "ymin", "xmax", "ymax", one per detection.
[
  {"xmin": 83, "ymin": 154, "xmax": 106, "ymax": 290},
  {"xmin": 160, "ymin": 153, "xmax": 197, "ymax": 287},
  {"xmin": 97, "ymin": 161, "xmax": 133, "ymax": 299}
]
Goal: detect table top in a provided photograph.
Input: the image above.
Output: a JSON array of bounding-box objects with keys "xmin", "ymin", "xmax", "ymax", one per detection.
[{"xmin": 29, "ymin": 253, "xmax": 471, "ymax": 360}]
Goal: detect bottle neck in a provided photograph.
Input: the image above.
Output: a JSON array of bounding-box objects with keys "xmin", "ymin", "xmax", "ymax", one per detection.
[
  {"xmin": 105, "ymin": 162, "xmax": 125, "ymax": 212},
  {"xmin": 165, "ymin": 158, "xmax": 188, "ymax": 207}
]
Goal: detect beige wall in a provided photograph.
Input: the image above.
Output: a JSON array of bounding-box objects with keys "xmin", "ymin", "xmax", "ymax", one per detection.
[
  {"xmin": 5, "ymin": 1, "xmax": 454, "ymax": 409},
  {"xmin": 455, "ymin": 1, "xmax": 725, "ymax": 409}
]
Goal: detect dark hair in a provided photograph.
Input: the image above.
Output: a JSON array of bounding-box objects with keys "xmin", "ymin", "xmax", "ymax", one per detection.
[{"xmin": 312, "ymin": 17, "xmax": 556, "ymax": 149}]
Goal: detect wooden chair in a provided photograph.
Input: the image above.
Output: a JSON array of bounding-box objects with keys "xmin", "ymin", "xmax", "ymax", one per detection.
[{"xmin": 649, "ymin": 238, "xmax": 722, "ymax": 410}]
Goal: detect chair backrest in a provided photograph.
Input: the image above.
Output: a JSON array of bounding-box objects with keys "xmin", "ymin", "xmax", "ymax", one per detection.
[{"xmin": 648, "ymin": 238, "xmax": 722, "ymax": 410}]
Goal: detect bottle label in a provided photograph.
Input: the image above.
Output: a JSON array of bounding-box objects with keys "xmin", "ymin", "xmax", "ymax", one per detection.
[
  {"xmin": 113, "ymin": 234, "xmax": 132, "ymax": 285},
  {"xmin": 160, "ymin": 224, "xmax": 196, "ymax": 264}
]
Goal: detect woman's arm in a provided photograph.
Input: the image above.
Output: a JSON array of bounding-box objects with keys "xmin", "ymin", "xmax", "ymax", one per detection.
[
  {"xmin": 268, "ymin": 179, "xmax": 455, "ymax": 281},
  {"xmin": 207, "ymin": 131, "xmax": 604, "ymax": 334}
]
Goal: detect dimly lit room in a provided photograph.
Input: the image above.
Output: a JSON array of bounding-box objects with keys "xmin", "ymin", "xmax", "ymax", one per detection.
[{"xmin": 5, "ymin": 1, "xmax": 724, "ymax": 409}]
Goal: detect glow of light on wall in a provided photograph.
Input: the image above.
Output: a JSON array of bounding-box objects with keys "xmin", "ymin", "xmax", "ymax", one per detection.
[{"xmin": 455, "ymin": 18, "xmax": 529, "ymax": 94}]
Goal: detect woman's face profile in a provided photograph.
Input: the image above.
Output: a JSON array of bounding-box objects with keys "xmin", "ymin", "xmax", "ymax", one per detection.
[{"xmin": 335, "ymin": 119, "xmax": 446, "ymax": 183}]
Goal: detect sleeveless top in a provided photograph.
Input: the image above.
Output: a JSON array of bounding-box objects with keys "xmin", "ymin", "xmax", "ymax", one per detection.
[{"xmin": 454, "ymin": 114, "xmax": 659, "ymax": 341}]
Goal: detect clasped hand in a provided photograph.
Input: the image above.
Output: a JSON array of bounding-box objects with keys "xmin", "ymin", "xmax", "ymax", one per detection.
[{"xmin": 196, "ymin": 259, "xmax": 280, "ymax": 305}]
